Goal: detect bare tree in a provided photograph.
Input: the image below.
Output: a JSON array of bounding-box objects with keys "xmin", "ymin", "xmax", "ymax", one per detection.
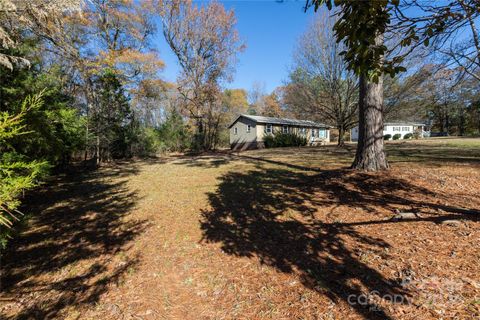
[
  {"xmin": 247, "ymin": 81, "xmax": 267, "ymax": 115},
  {"xmin": 284, "ymin": 13, "xmax": 358, "ymax": 146},
  {"xmin": 443, "ymin": 0, "xmax": 480, "ymax": 82},
  {"xmin": 159, "ymin": 0, "xmax": 245, "ymax": 150},
  {"xmin": 0, "ymin": 0, "xmax": 82, "ymax": 69},
  {"xmin": 393, "ymin": 0, "xmax": 480, "ymax": 82}
]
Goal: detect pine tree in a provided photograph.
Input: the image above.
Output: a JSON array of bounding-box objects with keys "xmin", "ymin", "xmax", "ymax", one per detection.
[{"xmin": 0, "ymin": 93, "xmax": 49, "ymax": 248}]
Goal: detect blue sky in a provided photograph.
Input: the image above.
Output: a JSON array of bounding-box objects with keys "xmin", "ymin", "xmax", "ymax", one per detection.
[{"xmin": 154, "ymin": 0, "xmax": 316, "ymax": 93}]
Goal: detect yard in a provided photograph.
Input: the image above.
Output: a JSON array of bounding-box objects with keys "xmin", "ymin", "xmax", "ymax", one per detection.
[{"xmin": 1, "ymin": 138, "xmax": 480, "ymax": 319}]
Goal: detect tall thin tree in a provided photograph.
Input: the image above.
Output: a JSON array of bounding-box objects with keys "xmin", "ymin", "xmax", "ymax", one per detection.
[{"xmin": 159, "ymin": 0, "xmax": 245, "ymax": 150}]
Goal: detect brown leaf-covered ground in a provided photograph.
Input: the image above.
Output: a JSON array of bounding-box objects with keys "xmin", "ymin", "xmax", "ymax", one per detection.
[{"xmin": 1, "ymin": 138, "xmax": 480, "ymax": 319}]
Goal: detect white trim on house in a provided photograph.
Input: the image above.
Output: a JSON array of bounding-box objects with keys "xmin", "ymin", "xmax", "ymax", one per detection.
[{"xmin": 350, "ymin": 122, "xmax": 430, "ymax": 141}]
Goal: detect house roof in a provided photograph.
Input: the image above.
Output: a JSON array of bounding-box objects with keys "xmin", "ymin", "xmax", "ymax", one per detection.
[
  {"xmin": 384, "ymin": 122, "xmax": 427, "ymax": 126},
  {"xmin": 228, "ymin": 114, "xmax": 332, "ymax": 129}
]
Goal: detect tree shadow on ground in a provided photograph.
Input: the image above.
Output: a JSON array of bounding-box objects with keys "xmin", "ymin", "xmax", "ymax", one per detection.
[
  {"xmin": 171, "ymin": 155, "xmax": 235, "ymax": 169},
  {"xmin": 0, "ymin": 163, "xmax": 147, "ymax": 319},
  {"xmin": 200, "ymin": 163, "xmax": 479, "ymax": 319},
  {"xmin": 385, "ymin": 142, "xmax": 480, "ymax": 166}
]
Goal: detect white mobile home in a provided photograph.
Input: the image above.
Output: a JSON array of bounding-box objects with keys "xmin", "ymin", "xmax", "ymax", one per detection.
[
  {"xmin": 229, "ymin": 114, "xmax": 331, "ymax": 150},
  {"xmin": 350, "ymin": 122, "xmax": 430, "ymax": 141}
]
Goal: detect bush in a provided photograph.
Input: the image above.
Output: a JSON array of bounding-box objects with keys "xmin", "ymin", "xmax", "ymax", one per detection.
[
  {"xmin": 263, "ymin": 134, "xmax": 275, "ymax": 148},
  {"xmin": 383, "ymin": 134, "xmax": 392, "ymax": 140},
  {"xmin": 154, "ymin": 109, "xmax": 192, "ymax": 153},
  {"xmin": 392, "ymin": 133, "xmax": 402, "ymax": 140},
  {"xmin": 264, "ymin": 132, "xmax": 307, "ymax": 148},
  {"xmin": 403, "ymin": 133, "xmax": 413, "ymax": 139},
  {"xmin": 413, "ymin": 130, "xmax": 422, "ymax": 139}
]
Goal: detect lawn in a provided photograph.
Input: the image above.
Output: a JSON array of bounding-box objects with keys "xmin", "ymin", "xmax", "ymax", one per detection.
[{"xmin": 1, "ymin": 138, "xmax": 479, "ymax": 319}]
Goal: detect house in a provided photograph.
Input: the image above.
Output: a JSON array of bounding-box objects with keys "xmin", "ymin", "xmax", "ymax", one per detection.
[
  {"xmin": 350, "ymin": 122, "xmax": 430, "ymax": 141},
  {"xmin": 229, "ymin": 114, "xmax": 331, "ymax": 150}
]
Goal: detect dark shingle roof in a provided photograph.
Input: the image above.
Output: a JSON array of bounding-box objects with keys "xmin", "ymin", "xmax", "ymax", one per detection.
[{"xmin": 229, "ymin": 114, "xmax": 331, "ymax": 129}]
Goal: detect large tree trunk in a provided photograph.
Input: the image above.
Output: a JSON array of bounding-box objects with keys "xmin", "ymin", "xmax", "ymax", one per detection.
[
  {"xmin": 193, "ymin": 116, "xmax": 206, "ymax": 152},
  {"xmin": 337, "ymin": 125, "xmax": 345, "ymax": 146},
  {"xmin": 351, "ymin": 72, "xmax": 389, "ymax": 171}
]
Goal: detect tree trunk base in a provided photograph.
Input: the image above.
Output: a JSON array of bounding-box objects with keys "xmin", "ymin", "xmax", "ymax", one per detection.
[{"xmin": 351, "ymin": 148, "xmax": 389, "ymax": 171}]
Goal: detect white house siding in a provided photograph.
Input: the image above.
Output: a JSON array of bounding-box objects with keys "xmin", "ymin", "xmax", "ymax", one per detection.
[
  {"xmin": 383, "ymin": 125, "xmax": 414, "ymax": 138},
  {"xmin": 351, "ymin": 123, "xmax": 427, "ymax": 141}
]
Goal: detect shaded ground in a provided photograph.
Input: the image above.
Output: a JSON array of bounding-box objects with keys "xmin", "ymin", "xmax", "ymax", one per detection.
[{"xmin": 1, "ymin": 138, "xmax": 480, "ymax": 319}]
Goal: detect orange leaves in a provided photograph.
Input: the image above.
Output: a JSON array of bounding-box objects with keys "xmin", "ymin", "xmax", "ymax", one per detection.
[
  {"xmin": 116, "ymin": 50, "xmax": 163, "ymax": 68},
  {"xmin": 88, "ymin": 49, "xmax": 164, "ymax": 83},
  {"xmin": 58, "ymin": 0, "xmax": 164, "ymax": 89}
]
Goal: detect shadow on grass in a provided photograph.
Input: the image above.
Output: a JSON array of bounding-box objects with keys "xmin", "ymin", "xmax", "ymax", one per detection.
[
  {"xmin": 0, "ymin": 163, "xmax": 147, "ymax": 319},
  {"xmin": 172, "ymin": 155, "xmax": 234, "ymax": 169},
  {"xmin": 200, "ymin": 164, "xmax": 479, "ymax": 319},
  {"xmin": 384, "ymin": 141, "xmax": 480, "ymax": 165}
]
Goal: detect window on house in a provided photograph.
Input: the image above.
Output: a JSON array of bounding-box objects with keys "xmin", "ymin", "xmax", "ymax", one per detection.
[
  {"xmin": 318, "ymin": 129, "xmax": 326, "ymax": 138},
  {"xmin": 282, "ymin": 125, "xmax": 289, "ymax": 133},
  {"xmin": 402, "ymin": 127, "xmax": 409, "ymax": 131},
  {"xmin": 300, "ymin": 127, "xmax": 306, "ymax": 135},
  {"xmin": 311, "ymin": 128, "xmax": 316, "ymax": 138},
  {"xmin": 234, "ymin": 127, "xmax": 238, "ymax": 135},
  {"xmin": 393, "ymin": 127, "xmax": 401, "ymax": 131},
  {"xmin": 247, "ymin": 124, "xmax": 251, "ymax": 133},
  {"xmin": 265, "ymin": 124, "xmax": 272, "ymax": 134}
]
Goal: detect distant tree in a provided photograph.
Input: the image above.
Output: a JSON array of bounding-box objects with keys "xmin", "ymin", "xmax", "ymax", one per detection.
[
  {"xmin": 131, "ymin": 79, "xmax": 172, "ymax": 128},
  {"xmin": 223, "ymin": 89, "xmax": 250, "ymax": 117},
  {"xmin": 91, "ymin": 69, "xmax": 134, "ymax": 161},
  {"xmin": 385, "ymin": 63, "xmax": 480, "ymax": 135},
  {"xmin": 156, "ymin": 108, "xmax": 192, "ymax": 152},
  {"xmin": 247, "ymin": 81, "xmax": 267, "ymax": 115},
  {"xmin": 262, "ymin": 89, "xmax": 285, "ymax": 118},
  {"xmin": 469, "ymin": 99, "xmax": 480, "ymax": 135},
  {"xmin": 284, "ymin": 14, "xmax": 358, "ymax": 146},
  {"xmin": 420, "ymin": 68, "xmax": 480, "ymax": 135},
  {"xmin": 383, "ymin": 63, "xmax": 433, "ymax": 121},
  {"xmin": 159, "ymin": 0, "xmax": 245, "ymax": 151}
]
